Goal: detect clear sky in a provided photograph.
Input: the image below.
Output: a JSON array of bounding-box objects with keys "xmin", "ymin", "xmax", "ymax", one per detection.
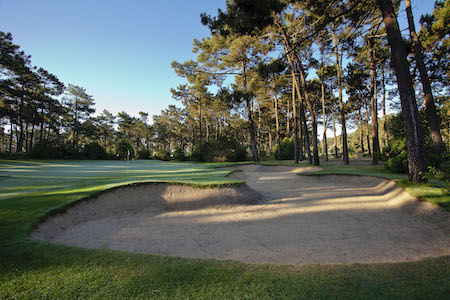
[{"xmin": 0, "ymin": 0, "xmax": 435, "ymax": 123}]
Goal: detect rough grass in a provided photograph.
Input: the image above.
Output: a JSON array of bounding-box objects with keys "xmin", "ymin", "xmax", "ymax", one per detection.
[{"xmin": 0, "ymin": 159, "xmax": 449, "ymax": 299}]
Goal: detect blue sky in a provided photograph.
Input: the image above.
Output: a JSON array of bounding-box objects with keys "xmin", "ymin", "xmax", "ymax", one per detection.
[{"xmin": 0, "ymin": 0, "xmax": 435, "ymax": 122}]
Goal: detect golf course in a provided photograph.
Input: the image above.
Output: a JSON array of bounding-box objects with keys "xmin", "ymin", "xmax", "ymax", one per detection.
[{"xmin": 1, "ymin": 159, "xmax": 449, "ymax": 299}]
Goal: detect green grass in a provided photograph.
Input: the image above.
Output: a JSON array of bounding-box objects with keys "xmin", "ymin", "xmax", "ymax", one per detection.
[{"xmin": 1, "ymin": 159, "xmax": 449, "ymax": 299}]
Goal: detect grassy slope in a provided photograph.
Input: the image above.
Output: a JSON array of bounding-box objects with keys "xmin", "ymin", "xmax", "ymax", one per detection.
[{"xmin": 0, "ymin": 159, "xmax": 449, "ymax": 299}]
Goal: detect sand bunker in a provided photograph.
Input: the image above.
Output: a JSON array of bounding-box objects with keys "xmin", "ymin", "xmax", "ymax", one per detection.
[{"xmin": 32, "ymin": 165, "xmax": 450, "ymax": 265}]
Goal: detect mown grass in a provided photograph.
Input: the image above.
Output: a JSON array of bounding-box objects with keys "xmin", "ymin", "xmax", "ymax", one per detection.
[{"xmin": 0, "ymin": 159, "xmax": 449, "ymax": 299}]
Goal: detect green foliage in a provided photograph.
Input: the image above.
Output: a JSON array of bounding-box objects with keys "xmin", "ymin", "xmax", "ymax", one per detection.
[
  {"xmin": 190, "ymin": 141, "xmax": 214, "ymax": 162},
  {"xmin": 155, "ymin": 149, "xmax": 170, "ymax": 161},
  {"xmin": 382, "ymin": 111, "xmax": 449, "ymax": 175},
  {"xmin": 383, "ymin": 142, "xmax": 408, "ymax": 174},
  {"xmin": 82, "ymin": 143, "xmax": 106, "ymax": 160},
  {"xmin": 138, "ymin": 149, "xmax": 152, "ymax": 159},
  {"xmin": 116, "ymin": 139, "xmax": 134, "ymax": 160},
  {"xmin": 30, "ymin": 141, "xmax": 81, "ymax": 159},
  {"xmin": 172, "ymin": 148, "xmax": 186, "ymax": 161},
  {"xmin": 190, "ymin": 136, "xmax": 248, "ymax": 162},
  {"xmin": 30, "ymin": 140, "xmax": 54, "ymax": 159},
  {"xmin": 273, "ymin": 136, "xmax": 296, "ymax": 160}
]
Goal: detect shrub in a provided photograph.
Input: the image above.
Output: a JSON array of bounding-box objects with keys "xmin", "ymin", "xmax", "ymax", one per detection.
[
  {"xmin": 273, "ymin": 136, "xmax": 296, "ymax": 160},
  {"xmin": 116, "ymin": 139, "xmax": 134, "ymax": 160},
  {"xmin": 30, "ymin": 140, "xmax": 54, "ymax": 159},
  {"xmin": 189, "ymin": 136, "xmax": 248, "ymax": 162},
  {"xmin": 82, "ymin": 142, "xmax": 106, "ymax": 160},
  {"xmin": 138, "ymin": 149, "xmax": 152, "ymax": 159},
  {"xmin": 155, "ymin": 149, "xmax": 170, "ymax": 161},
  {"xmin": 172, "ymin": 148, "xmax": 186, "ymax": 161},
  {"xmin": 190, "ymin": 141, "xmax": 213, "ymax": 162},
  {"xmin": 231, "ymin": 145, "xmax": 248, "ymax": 162}
]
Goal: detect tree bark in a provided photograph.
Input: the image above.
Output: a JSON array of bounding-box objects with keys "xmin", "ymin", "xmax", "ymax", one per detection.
[
  {"xmin": 320, "ymin": 71, "xmax": 328, "ymax": 161},
  {"xmin": 17, "ymin": 94, "xmax": 25, "ymax": 152},
  {"xmin": 365, "ymin": 101, "xmax": 371, "ymax": 156},
  {"xmin": 382, "ymin": 69, "xmax": 389, "ymax": 148},
  {"xmin": 405, "ymin": 0, "xmax": 445, "ymax": 155},
  {"xmin": 377, "ymin": 0, "xmax": 427, "ymax": 182},
  {"xmin": 274, "ymin": 91, "xmax": 281, "ymax": 160},
  {"xmin": 292, "ymin": 71, "xmax": 299, "ymax": 163},
  {"xmin": 242, "ymin": 60, "xmax": 259, "ymax": 162},
  {"xmin": 359, "ymin": 108, "xmax": 365, "ymax": 154},
  {"xmin": 301, "ymin": 106, "xmax": 312, "ymax": 164},
  {"xmin": 332, "ymin": 103, "xmax": 338, "ymax": 158},
  {"xmin": 332, "ymin": 31, "xmax": 349, "ymax": 164},
  {"xmin": 369, "ymin": 37, "xmax": 380, "ymax": 164}
]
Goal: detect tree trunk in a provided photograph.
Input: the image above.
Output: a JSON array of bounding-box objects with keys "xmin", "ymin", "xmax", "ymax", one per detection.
[
  {"xmin": 286, "ymin": 96, "xmax": 290, "ymax": 137},
  {"xmin": 274, "ymin": 91, "xmax": 281, "ymax": 160},
  {"xmin": 332, "ymin": 103, "xmax": 338, "ymax": 158},
  {"xmin": 333, "ymin": 30, "xmax": 349, "ymax": 164},
  {"xmin": 205, "ymin": 114, "xmax": 209, "ymax": 140},
  {"xmin": 369, "ymin": 37, "xmax": 380, "ymax": 164},
  {"xmin": 377, "ymin": 0, "xmax": 427, "ymax": 182},
  {"xmin": 405, "ymin": 0, "xmax": 445, "ymax": 155},
  {"xmin": 198, "ymin": 103, "xmax": 202, "ymax": 143},
  {"xmin": 320, "ymin": 73, "xmax": 328, "ymax": 161},
  {"xmin": 9, "ymin": 118, "xmax": 13, "ymax": 152},
  {"xmin": 365, "ymin": 101, "xmax": 371, "ymax": 156},
  {"xmin": 30, "ymin": 118, "xmax": 36, "ymax": 151},
  {"xmin": 301, "ymin": 106, "xmax": 312, "ymax": 164},
  {"xmin": 382, "ymin": 69, "xmax": 389, "ymax": 148},
  {"xmin": 242, "ymin": 60, "xmax": 259, "ymax": 162},
  {"xmin": 74, "ymin": 96, "xmax": 79, "ymax": 147},
  {"xmin": 292, "ymin": 72, "xmax": 299, "ymax": 163},
  {"xmin": 17, "ymin": 95, "xmax": 25, "ymax": 152},
  {"xmin": 359, "ymin": 108, "xmax": 365, "ymax": 154}
]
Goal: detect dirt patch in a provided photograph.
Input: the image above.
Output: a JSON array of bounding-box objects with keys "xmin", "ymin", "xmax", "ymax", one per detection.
[{"xmin": 32, "ymin": 166, "xmax": 449, "ymax": 265}]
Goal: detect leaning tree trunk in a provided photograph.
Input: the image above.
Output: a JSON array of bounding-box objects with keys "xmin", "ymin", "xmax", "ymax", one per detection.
[
  {"xmin": 405, "ymin": 0, "xmax": 445, "ymax": 155},
  {"xmin": 291, "ymin": 69, "xmax": 299, "ymax": 163},
  {"xmin": 295, "ymin": 58, "xmax": 319, "ymax": 166},
  {"xmin": 377, "ymin": 0, "xmax": 427, "ymax": 182}
]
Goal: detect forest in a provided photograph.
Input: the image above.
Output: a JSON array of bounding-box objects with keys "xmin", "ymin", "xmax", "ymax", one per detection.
[{"xmin": 0, "ymin": 0, "xmax": 449, "ymax": 183}]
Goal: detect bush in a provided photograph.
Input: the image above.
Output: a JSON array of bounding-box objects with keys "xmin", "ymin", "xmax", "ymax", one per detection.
[
  {"xmin": 116, "ymin": 139, "xmax": 134, "ymax": 160},
  {"xmin": 155, "ymin": 149, "xmax": 170, "ymax": 161},
  {"xmin": 191, "ymin": 141, "xmax": 213, "ymax": 162},
  {"xmin": 382, "ymin": 139, "xmax": 408, "ymax": 173},
  {"xmin": 138, "ymin": 149, "xmax": 152, "ymax": 159},
  {"xmin": 30, "ymin": 140, "xmax": 54, "ymax": 159},
  {"xmin": 232, "ymin": 145, "xmax": 248, "ymax": 162},
  {"xmin": 189, "ymin": 136, "xmax": 248, "ymax": 162},
  {"xmin": 172, "ymin": 148, "xmax": 186, "ymax": 161},
  {"xmin": 273, "ymin": 136, "xmax": 296, "ymax": 160},
  {"xmin": 82, "ymin": 142, "xmax": 106, "ymax": 160}
]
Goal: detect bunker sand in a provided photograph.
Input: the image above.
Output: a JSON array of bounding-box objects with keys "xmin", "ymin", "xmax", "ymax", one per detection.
[{"xmin": 32, "ymin": 165, "xmax": 450, "ymax": 265}]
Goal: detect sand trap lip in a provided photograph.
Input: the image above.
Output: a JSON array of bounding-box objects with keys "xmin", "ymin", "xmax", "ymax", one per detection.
[{"xmin": 32, "ymin": 165, "xmax": 450, "ymax": 265}]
